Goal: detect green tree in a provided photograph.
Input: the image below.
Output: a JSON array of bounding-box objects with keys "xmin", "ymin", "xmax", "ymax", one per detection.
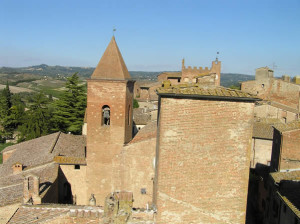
[
  {"xmin": 52, "ymin": 73, "xmax": 86, "ymax": 134},
  {"xmin": 133, "ymin": 99, "xmax": 139, "ymax": 108},
  {"xmin": 0, "ymin": 82, "xmax": 12, "ymax": 119},
  {"xmin": 18, "ymin": 92, "xmax": 52, "ymax": 141},
  {"xmin": 0, "ymin": 83, "xmax": 15, "ymax": 139}
]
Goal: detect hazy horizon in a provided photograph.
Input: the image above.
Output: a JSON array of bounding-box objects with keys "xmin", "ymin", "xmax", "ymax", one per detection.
[{"xmin": 1, "ymin": 0, "xmax": 299, "ymax": 76}]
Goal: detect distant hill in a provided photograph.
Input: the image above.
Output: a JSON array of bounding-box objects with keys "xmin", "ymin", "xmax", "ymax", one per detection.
[
  {"xmin": 0, "ymin": 64, "xmax": 160, "ymax": 81},
  {"xmin": 0, "ymin": 64, "xmax": 255, "ymax": 87},
  {"xmin": 221, "ymin": 73, "xmax": 254, "ymax": 87}
]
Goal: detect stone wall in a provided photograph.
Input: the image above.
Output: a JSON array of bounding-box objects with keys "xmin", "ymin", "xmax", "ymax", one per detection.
[
  {"xmin": 242, "ymin": 79, "xmax": 300, "ymax": 111},
  {"xmin": 120, "ymin": 137, "xmax": 156, "ymax": 209},
  {"xmin": 154, "ymin": 97, "xmax": 254, "ymax": 223},
  {"xmin": 59, "ymin": 165, "xmax": 87, "ymax": 205}
]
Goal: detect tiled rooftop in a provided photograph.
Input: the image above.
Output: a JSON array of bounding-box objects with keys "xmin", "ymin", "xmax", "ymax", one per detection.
[
  {"xmin": 270, "ymin": 170, "xmax": 300, "ymax": 183},
  {"xmin": 157, "ymin": 84, "xmax": 260, "ymax": 101},
  {"xmin": 0, "ymin": 163, "xmax": 58, "ymax": 206},
  {"xmin": 130, "ymin": 121, "xmax": 157, "ymax": 144},
  {"xmin": 0, "ymin": 132, "xmax": 86, "ymax": 206},
  {"xmin": 133, "ymin": 108, "xmax": 152, "ymax": 125},
  {"xmin": 271, "ymin": 171, "xmax": 300, "ymax": 217},
  {"xmin": 252, "ymin": 119, "xmax": 281, "ymax": 140},
  {"xmin": 273, "ymin": 120, "xmax": 300, "ymax": 133},
  {"xmin": 7, "ymin": 204, "xmax": 104, "ymax": 224}
]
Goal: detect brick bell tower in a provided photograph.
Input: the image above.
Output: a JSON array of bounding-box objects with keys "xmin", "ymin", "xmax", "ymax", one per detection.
[{"xmin": 86, "ymin": 36, "xmax": 135, "ymax": 205}]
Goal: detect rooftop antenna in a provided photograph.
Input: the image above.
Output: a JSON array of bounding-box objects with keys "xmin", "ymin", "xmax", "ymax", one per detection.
[
  {"xmin": 113, "ymin": 27, "xmax": 116, "ymax": 36},
  {"xmin": 215, "ymin": 51, "xmax": 219, "ymax": 62}
]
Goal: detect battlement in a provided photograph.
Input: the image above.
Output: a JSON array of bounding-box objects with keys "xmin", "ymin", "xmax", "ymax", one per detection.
[{"xmin": 181, "ymin": 58, "xmax": 221, "ymax": 86}]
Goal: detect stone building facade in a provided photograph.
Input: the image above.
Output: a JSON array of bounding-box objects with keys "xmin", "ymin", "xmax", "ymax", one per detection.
[
  {"xmin": 241, "ymin": 67, "xmax": 300, "ymax": 115},
  {"xmin": 137, "ymin": 58, "xmax": 221, "ymax": 101}
]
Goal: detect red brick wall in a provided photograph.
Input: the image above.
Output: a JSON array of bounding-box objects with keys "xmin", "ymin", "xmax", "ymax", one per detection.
[
  {"xmin": 86, "ymin": 79, "xmax": 134, "ymax": 206},
  {"xmin": 154, "ymin": 97, "xmax": 254, "ymax": 223},
  {"xmin": 280, "ymin": 129, "xmax": 300, "ymax": 170}
]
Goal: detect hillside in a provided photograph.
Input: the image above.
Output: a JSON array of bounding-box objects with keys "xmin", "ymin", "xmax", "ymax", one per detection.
[
  {"xmin": 0, "ymin": 65, "xmax": 255, "ymax": 92},
  {"xmin": 221, "ymin": 73, "xmax": 254, "ymax": 87}
]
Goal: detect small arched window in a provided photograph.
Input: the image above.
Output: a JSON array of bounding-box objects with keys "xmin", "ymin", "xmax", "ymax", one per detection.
[{"xmin": 102, "ymin": 105, "xmax": 110, "ymax": 126}]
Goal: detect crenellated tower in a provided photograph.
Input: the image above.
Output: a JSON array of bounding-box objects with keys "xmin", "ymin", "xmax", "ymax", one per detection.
[
  {"xmin": 181, "ymin": 58, "xmax": 221, "ymax": 86},
  {"xmin": 86, "ymin": 36, "xmax": 135, "ymax": 205}
]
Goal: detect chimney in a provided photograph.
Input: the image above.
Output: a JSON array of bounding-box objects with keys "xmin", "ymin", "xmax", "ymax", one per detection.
[{"xmin": 12, "ymin": 162, "xmax": 23, "ymax": 174}]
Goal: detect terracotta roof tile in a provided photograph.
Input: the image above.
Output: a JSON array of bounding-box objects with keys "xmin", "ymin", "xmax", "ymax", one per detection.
[
  {"xmin": 130, "ymin": 121, "xmax": 157, "ymax": 144},
  {"xmin": 0, "ymin": 163, "xmax": 58, "ymax": 206},
  {"xmin": 133, "ymin": 108, "xmax": 151, "ymax": 125},
  {"xmin": 8, "ymin": 204, "xmax": 103, "ymax": 224},
  {"xmin": 157, "ymin": 84, "xmax": 260, "ymax": 101},
  {"xmin": 91, "ymin": 36, "xmax": 131, "ymax": 80},
  {"xmin": 273, "ymin": 120, "xmax": 300, "ymax": 133},
  {"xmin": 252, "ymin": 120, "xmax": 280, "ymax": 140},
  {"xmin": 0, "ymin": 132, "xmax": 85, "ymax": 206}
]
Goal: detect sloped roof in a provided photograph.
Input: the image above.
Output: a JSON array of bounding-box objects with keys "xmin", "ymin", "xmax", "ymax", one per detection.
[
  {"xmin": 273, "ymin": 120, "xmax": 300, "ymax": 133},
  {"xmin": 1, "ymin": 132, "xmax": 86, "ymax": 176},
  {"xmin": 270, "ymin": 171, "xmax": 300, "ymax": 217},
  {"xmin": 0, "ymin": 163, "xmax": 58, "ymax": 206},
  {"xmin": 253, "ymin": 122, "xmax": 274, "ymax": 140},
  {"xmin": 133, "ymin": 108, "xmax": 151, "ymax": 125},
  {"xmin": 7, "ymin": 204, "xmax": 103, "ymax": 224},
  {"xmin": 157, "ymin": 84, "xmax": 260, "ymax": 101},
  {"xmin": 130, "ymin": 121, "xmax": 157, "ymax": 144},
  {"xmin": 270, "ymin": 170, "xmax": 300, "ymax": 183},
  {"xmin": 252, "ymin": 119, "xmax": 281, "ymax": 140},
  {"xmin": 0, "ymin": 132, "xmax": 86, "ymax": 206},
  {"xmin": 91, "ymin": 36, "xmax": 131, "ymax": 80}
]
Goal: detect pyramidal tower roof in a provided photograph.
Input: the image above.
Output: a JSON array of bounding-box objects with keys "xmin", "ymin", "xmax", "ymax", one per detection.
[{"xmin": 91, "ymin": 36, "xmax": 131, "ymax": 80}]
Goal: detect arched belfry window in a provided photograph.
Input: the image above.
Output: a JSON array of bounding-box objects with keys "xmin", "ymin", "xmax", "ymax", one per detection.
[{"xmin": 102, "ymin": 105, "xmax": 110, "ymax": 126}]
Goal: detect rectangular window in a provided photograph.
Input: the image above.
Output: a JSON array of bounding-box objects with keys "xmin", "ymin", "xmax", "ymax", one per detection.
[{"xmin": 74, "ymin": 165, "xmax": 80, "ymax": 170}]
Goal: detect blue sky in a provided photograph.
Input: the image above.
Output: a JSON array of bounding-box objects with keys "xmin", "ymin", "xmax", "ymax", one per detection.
[{"xmin": 0, "ymin": 0, "xmax": 299, "ymax": 76}]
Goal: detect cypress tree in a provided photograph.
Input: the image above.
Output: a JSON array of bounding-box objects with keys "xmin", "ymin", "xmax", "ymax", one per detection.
[{"xmin": 52, "ymin": 73, "xmax": 86, "ymax": 134}]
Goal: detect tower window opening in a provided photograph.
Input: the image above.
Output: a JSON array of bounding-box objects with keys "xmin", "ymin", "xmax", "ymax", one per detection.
[{"xmin": 102, "ymin": 105, "xmax": 110, "ymax": 126}]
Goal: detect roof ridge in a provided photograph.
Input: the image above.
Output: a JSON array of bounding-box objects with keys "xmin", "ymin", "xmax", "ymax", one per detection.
[{"xmin": 49, "ymin": 132, "xmax": 61, "ymax": 154}]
